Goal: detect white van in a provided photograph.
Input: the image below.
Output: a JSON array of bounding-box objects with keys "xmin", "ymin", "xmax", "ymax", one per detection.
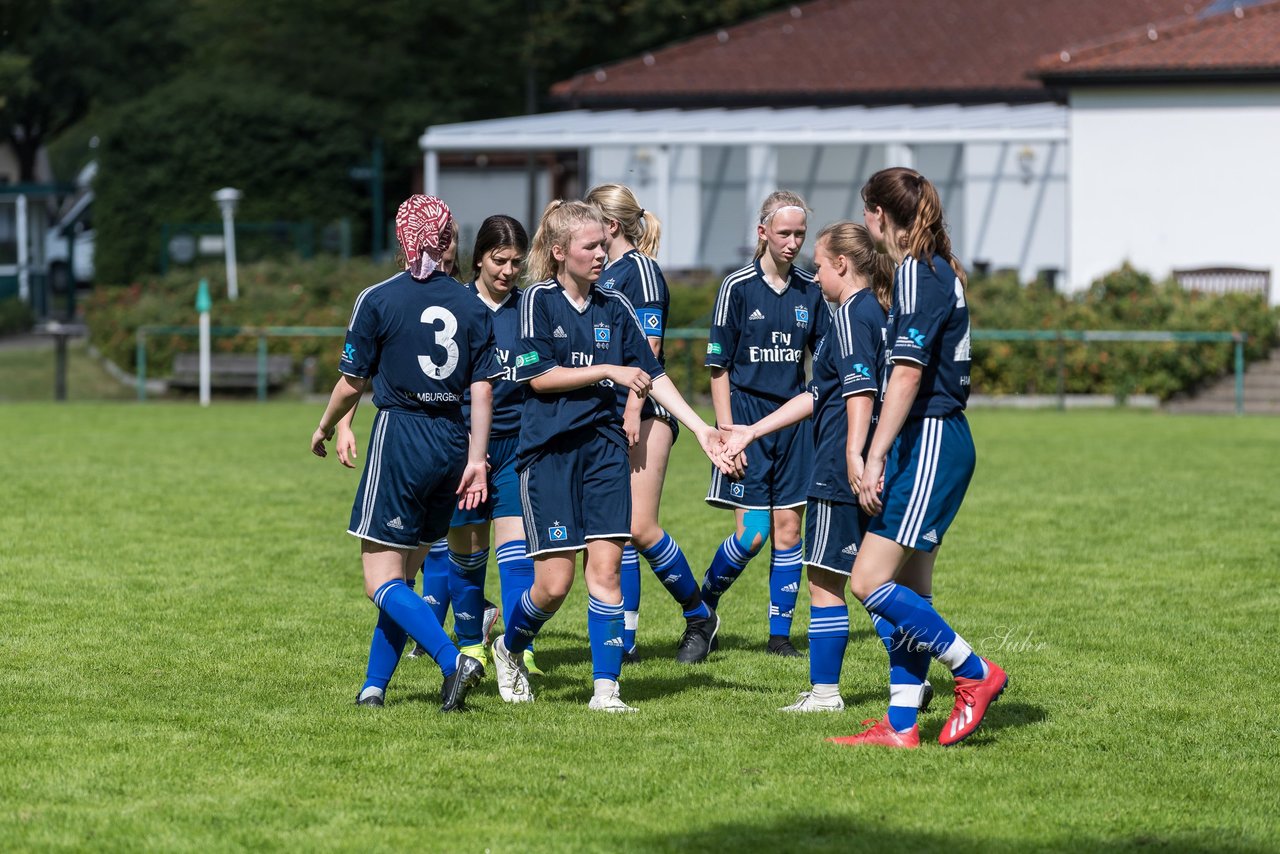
[{"xmin": 45, "ymin": 163, "xmax": 95, "ymax": 292}]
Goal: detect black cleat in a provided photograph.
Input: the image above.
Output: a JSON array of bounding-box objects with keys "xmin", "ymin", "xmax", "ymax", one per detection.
[
  {"xmin": 676, "ymin": 608, "xmax": 720, "ymax": 664},
  {"xmin": 355, "ymin": 688, "xmax": 385, "ymax": 707},
  {"xmin": 440, "ymin": 654, "xmax": 485, "ymax": 712},
  {"xmin": 919, "ymin": 680, "xmax": 935, "ymax": 713},
  {"xmin": 767, "ymin": 635, "xmax": 802, "ymax": 658},
  {"xmin": 622, "ymin": 647, "xmax": 642, "ymax": 665}
]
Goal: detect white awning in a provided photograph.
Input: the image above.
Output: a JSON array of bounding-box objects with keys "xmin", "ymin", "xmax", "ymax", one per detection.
[{"xmin": 420, "ymin": 103, "xmax": 1068, "ymax": 151}]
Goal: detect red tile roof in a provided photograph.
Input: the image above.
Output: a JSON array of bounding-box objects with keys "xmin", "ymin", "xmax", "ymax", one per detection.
[
  {"xmin": 1039, "ymin": 0, "xmax": 1280, "ymax": 79},
  {"xmin": 550, "ymin": 0, "xmax": 1215, "ymax": 108}
]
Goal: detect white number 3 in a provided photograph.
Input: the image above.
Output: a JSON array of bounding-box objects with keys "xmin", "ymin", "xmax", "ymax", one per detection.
[{"xmin": 418, "ymin": 306, "xmax": 460, "ymax": 379}]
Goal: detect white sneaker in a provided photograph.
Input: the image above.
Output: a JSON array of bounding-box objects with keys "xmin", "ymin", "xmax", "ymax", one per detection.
[
  {"xmin": 492, "ymin": 637, "xmax": 533, "ymax": 703},
  {"xmin": 481, "ymin": 600, "xmax": 501, "ymax": 650},
  {"xmin": 588, "ymin": 681, "xmax": 637, "ymax": 713},
  {"xmin": 779, "ymin": 690, "xmax": 845, "ymax": 712}
]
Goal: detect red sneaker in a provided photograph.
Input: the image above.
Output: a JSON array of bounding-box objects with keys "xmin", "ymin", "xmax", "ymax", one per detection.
[
  {"xmin": 939, "ymin": 659, "xmax": 1007, "ymax": 746},
  {"xmin": 827, "ymin": 716, "xmax": 919, "ymax": 749}
]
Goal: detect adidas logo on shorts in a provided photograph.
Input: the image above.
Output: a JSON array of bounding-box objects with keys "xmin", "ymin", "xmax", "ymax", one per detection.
[
  {"xmin": 841, "ymin": 543, "xmax": 858, "ymax": 556},
  {"xmin": 604, "ymin": 637, "xmax": 625, "ymax": 647},
  {"xmin": 749, "ymin": 309, "xmax": 766, "ymax": 321},
  {"xmin": 922, "ymin": 530, "xmax": 939, "ymax": 544},
  {"xmin": 553, "ymin": 326, "xmax": 568, "ymax": 338},
  {"xmin": 386, "ymin": 516, "xmax": 404, "ymax": 530}
]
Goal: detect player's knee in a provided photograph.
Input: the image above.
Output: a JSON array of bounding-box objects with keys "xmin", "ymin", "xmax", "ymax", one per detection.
[
  {"xmin": 849, "ymin": 573, "xmax": 878, "ymax": 603},
  {"xmin": 629, "ymin": 522, "xmax": 663, "ymax": 551}
]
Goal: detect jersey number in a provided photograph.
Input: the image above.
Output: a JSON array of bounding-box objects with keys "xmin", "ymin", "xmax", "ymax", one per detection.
[{"xmin": 418, "ymin": 307, "xmax": 460, "ymax": 380}]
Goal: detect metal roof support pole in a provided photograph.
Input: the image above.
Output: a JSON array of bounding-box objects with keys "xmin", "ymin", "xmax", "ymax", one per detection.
[
  {"xmin": 654, "ymin": 144, "xmax": 672, "ymax": 269},
  {"xmin": 746, "ymin": 144, "xmax": 777, "ymax": 255},
  {"xmin": 15, "ymin": 194, "xmax": 29, "ymax": 303},
  {"xmin": 886, "ymin": 142, "xmax": 915, "ymax": 170},
  {"xmin": 424, "ymin": 147, "xmax": 440, "ymax": 200}
]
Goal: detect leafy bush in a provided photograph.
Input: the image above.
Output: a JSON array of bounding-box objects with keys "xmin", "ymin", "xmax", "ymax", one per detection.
[
  {"xmin": 968, "ymin": 264, "xmax": 1279, "ymax": 399},
  {"xmin": 0, "ymin": 297, "xmax": 35, "ymax": 336},
  {"xmin": 86, "ymin": 256, "xmax": 401, "ymax": 380},
  {"xmin": 87, "ymin": 258, "xmax": 1279, "ymax": 402}
]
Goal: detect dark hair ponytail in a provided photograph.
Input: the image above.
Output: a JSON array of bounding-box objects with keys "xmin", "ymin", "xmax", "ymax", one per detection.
[{"xmin": 862, "ymin": 167, "xmax": 966, "ymax": 286}]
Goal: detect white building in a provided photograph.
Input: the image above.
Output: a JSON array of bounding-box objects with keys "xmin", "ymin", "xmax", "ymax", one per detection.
[{"xmin": 421, "ymin": 0, "xmax": 1280, "ymax": 303}]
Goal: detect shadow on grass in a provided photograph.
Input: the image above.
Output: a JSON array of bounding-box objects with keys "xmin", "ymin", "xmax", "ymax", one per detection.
[{"xmin": 627, "ymin": 812, "xmax": 1270, "ymax": 854}]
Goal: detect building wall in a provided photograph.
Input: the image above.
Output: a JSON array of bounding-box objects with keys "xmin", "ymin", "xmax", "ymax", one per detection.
[
  {"xmin": 1070, "ymin": 85, "xmax": 1280, "ymax": 303},
  {"xmin": 435, "ymin": 167, "xmax": 552, "ymax": 266}
]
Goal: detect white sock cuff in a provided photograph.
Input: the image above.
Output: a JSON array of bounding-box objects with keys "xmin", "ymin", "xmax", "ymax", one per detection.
[
  {"xmin": 936, "ymin": 635, "xmax": 974, "ymax": 671},
  {"xmin": 889, "ymin": 682, "xmax": 926, "ymax": 708}
]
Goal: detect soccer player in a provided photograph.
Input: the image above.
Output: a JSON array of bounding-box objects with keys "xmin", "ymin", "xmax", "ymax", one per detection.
[
  {"xmin": 489, "ymin": 200, "xmax": 730, "ymax": 711},
  {"xmin": 830, "ymin": 167, "xmax": 1007, "ymax": 748},
  {"xmin": 723, "ymin": 222, "xmax": 935, "ymax": 715},
  {"xmin": 702, "ymin": 190, "xmax": 831, "ymax": 656},
  {"xmin": 311, "ymin": 194, "xmax": 500, "ymax": 712},
  {"xmin": 585, "ymin": 183, "xmax": 719, "ymax": 665},
  {"xmin": 441, "ymin": 215, "xmax": 546, "ymax": 676}
]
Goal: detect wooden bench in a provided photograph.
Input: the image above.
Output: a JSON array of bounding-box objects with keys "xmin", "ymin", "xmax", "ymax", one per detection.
[
  {"xmin": 170, "ymin": 353, "xmax": 294, "ymax": 391},
  {"xmin": 1173, "ymin": 266, "xmax": 1271, "ymax": 297}
]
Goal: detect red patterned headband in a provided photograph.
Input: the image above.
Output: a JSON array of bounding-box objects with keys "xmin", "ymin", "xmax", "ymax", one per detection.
[{"xmin": 396, "ymin": 194, "xmax": 455, "ymax": 280}]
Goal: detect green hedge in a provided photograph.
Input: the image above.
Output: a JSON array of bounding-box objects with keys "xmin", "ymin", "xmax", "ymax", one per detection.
[
  {"xmin": 0, "ymin": 298, "xmax": 35, "ymax": 336},
  {"xmin": 968, "ymin": 265, "xmax": 1279, "ymax": 399},
  {"xmin": 88, "ymin": 258, "xmax": 1278, "ymax": 401}
]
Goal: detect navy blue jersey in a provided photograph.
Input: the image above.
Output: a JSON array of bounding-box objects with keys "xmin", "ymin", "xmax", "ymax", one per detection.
[
  {"xmin": 340, "ymin": 270, "xmax": 500, "ymax": 414},
  {"xmin": 885, "ymin": 255, "xmax": 971, "ymax": 419},
  {"xmin": 514, "ymin": 278, "xmax": 664, "ymax": 468},
  {"xmin": 705, "ymin": 259, "xmax": 831, "ymax": 403},
  {"xmin": 600, "ymin": 249, "xmax": 668, "ymax": 362},
  {"xmin": 601, "ymin": 249, "xmax": 670, "ymax": 420},
  {"xmin": 461, "ymin": 282, "xmax": 525, "ymax": 438},
  {"xmin": 808, "ymin": 289, "xmax": 887, "ymax": 502}
]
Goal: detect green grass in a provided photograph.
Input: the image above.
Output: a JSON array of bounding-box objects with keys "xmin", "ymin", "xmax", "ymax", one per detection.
[
  {"xmin": 0, "ymin": 340, "xmax": 136, "ymax": 402},
  {"xmin": 1, "ymin": 405, "xmax": 1277, "ymax": 852}
]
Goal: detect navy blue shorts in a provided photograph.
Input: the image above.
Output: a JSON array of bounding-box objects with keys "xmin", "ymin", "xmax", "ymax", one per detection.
[
  {"xmin": 706, "ymin": 390, "xmax": 811, "ymax": 510},
  {"xmin": 866, "ymin": 413, "xmax": 976, "ymax": 552},
  {"xmin": 804, "ymin": 497, "xmax": 868, "ymax": 576},
  {"xmin": 642, "ymin": 400, "xmax": 679, "ymax": 443},
  {"xmin": 347, "ymin": 408, "xmax": 468, "ymax": 548},
  {"xmin": 520, "ymin": 431, "xmax": 631, "ymax": 558},
  {"xmin": 451, "ymin": 433, "xmax": 522, "ymax": 527}
]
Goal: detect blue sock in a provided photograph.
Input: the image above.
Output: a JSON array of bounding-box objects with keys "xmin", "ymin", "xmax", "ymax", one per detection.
[
  {"xmin": 640, "ymin": 531, "xmax": 709, "ymax": 619},
  {"xmin": 503, "ymin": 589, "xmax": 555, "ymax": 656},
  {"xmin": 621, "ymin": 546, "xmax": 641, "ymax": 653},
  {"xmin": 862, "ymin": 582, "xmax": 985, "ymax": 681},
  {"xmin": 875, "ymin": 593, "xmax": 937, "ymax": 732},
  {"xmin": 587, "ymin": 596, "xmax": 625, "ymax": 681},
  {"xmin": 372, "ymin": 578, "xmax": 457, "ymax": 677},
  {"xmin": 420, "ymin": 540, "xmax": 451, "ymax": 625},
  {"xmin": 808, "ymin": 604, "xmax": 848, "ymax": 685},
  {"xmin": 496, "ymin": 540, "xmax": 535, "ymax": 651},
  {"xmin": 448, "ymin": 549, "xmax": 489, "ymax": 646},
  {"xmin": 702, "ymin": 534, "xmax": 762, "ymax": 607},
  {"xmin": 768, "ymin": 544, "xmax": 803, "ymax": 637}
]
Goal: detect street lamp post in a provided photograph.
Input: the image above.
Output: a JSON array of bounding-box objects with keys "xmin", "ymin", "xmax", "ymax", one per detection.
[{"xmin": 212, "ymin": 187, "xmax": 242, "ymax": 301}]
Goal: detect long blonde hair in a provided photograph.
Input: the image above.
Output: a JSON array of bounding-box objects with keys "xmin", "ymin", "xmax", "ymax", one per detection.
[
  {"xmin": 815, "ymin": 221, "xmax": 895, "ymax": 312},
  {"xmin": 585, "ymin": 183, "xmax": 661, "ymax": 259},
  {"xmin": 527, "ymin": 200, "xmax": 606, "ymax": 282},
  {"xmin": 861, "ymin": 167, "xmax": 967, "ymax": 286},
  {"xmin": 754, "ymin": 190, "xmax": 809, "ymax": 260}
]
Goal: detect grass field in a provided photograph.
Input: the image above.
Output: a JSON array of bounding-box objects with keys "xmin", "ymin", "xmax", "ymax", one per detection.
[{"xmin": 2, "ymin": 403, "xmax": 1277, "ymax": 852}]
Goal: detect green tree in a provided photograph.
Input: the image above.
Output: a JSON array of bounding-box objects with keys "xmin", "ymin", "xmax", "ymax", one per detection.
[{"xmin": 0, "ymin": 0, "xmax": 188, "ymax": 180}]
